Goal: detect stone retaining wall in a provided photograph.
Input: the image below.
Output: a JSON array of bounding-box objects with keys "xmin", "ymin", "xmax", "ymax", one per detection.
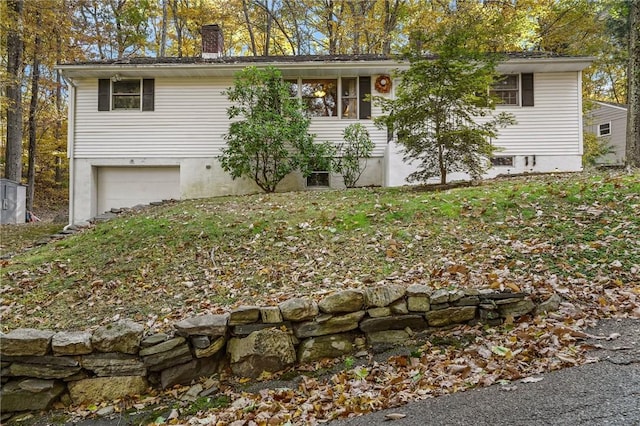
[{"xmin": 0, "ymin": 285, "xmax": 560, "ymax": 414}]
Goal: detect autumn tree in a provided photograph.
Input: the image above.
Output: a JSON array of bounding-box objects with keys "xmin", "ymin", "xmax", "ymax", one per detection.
[
  {"xmin": 375, "ymin": 31, "xmax": 515, "ymax": 184},
  {"xmin": 220, "ymin": 66, "xmax": 333, "ymax": 192},
  {"xmin": 4, "ymin": 0, "xmax": 24, "ymax": 182}
]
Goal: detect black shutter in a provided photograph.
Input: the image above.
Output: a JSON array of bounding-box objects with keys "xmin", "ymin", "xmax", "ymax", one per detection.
[
  {"xmin": 98, "ymin": 79, "xmax": 110, "ymax": 111},
  {"xmin": 359, "ymin": 76, "xmax": 371, "ymax": 119},
  {"xmin": 521, "ymin": 73, "xmax": 534, "ymax": 107},
  {"xmin": 142, "ymin": 79, "xmax": 155, "ymax": 111}
]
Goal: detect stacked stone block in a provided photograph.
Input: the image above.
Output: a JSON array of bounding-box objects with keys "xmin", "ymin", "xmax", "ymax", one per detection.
[{"xmin": 1, "ymin": 286, "xmax": 550, "ymax": 415}]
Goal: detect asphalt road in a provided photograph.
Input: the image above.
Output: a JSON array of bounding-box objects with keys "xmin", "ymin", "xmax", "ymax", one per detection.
[{"xmin": 330, "ymin": 318, "xmax": 640, "ymax": 426}]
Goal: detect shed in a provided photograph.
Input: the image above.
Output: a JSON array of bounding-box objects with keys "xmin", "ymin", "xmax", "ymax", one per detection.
[
  {"xmin": 1, "ymin": 179, "xmax": 26, "ymax": 224},
  {"xmin": 584, "ymin": 101, "xmax": 627, "ymax": 165}
]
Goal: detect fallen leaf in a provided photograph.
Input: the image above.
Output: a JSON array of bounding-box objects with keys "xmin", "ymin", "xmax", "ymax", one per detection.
[
  {"xmin": 500, "ymin": 385, "xmax": 518, "ymax": 392},
  {"xmin": 385, "ymin": 413, "xmax": 407, "ymax": 421},
  {"xmin": 491, "ymin": 345, "xmax": 513, "ymax": 358},
  {"xmin": 520, "ymin": 376, "xmax": 544, "ymax": 384},
  {"xmin": 606, "ymin": 332, "xmax": 621, "ymax": 341}
]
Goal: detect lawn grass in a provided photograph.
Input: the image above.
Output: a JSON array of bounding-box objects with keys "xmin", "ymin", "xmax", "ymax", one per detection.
[
  {"xmin": 0, "ymin": 223, "xmax": 65, "ymax": 258},
  {"xmin": 1, "ymin": 170, "xmax": 639, "ymax": 332}
]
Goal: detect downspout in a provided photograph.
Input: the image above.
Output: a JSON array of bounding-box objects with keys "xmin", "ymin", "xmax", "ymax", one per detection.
[
  {"xmin": 61, "ymin": 74, "xmax": 76, "ymax": 229},
  {"xmin": 577, "ymin": 70, "xmax": 584, "ymax": 171}
]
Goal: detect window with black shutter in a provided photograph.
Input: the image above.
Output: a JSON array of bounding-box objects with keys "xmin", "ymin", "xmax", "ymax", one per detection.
[
  {"xmin": 97, "ymin": 78, "xmax": 154, "ymax": 111},
  {"xmin": 490, "ymin": 73, "xmax": 534, "ymax": 107}
]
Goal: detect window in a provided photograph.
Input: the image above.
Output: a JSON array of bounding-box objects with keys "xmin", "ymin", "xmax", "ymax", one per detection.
[
  {"xmin": 491, "ymin": 156, "xmax": 514, "ymax": 167},
  {"xmin": 342, "ymin": 78, "xmax": 357, "ymax": 119},
  {"xmin": 98, "ymin": 78, "xmax": 154, "ymax": 111},
  {"xmin": 112, "ymin": 80, "xmax": 141, "ymax": 109},
  {"xmin": 490, "ymin": 73, "xmax": 534, "ymax": 107},
  {"xmin": 306, "ymin": 156, "xmax": 332, "ymax": 187},
  {"xmin": 491, "ymin": 75, "xmax": 519, "ymax": 105},
  {"xmin": 294, "ymin": 77, "xmax": 371, "ymax": 119},
  {"xmin": 302, "ymin": 79, "xmax": 337, "ymax": 117},
  {"xmin": 307, "ymin": 171, "xmax": 330, "ymax": 187},
  {"xmin": 598, "ymin": 122, "xmax": 611, "ymax": 137}
]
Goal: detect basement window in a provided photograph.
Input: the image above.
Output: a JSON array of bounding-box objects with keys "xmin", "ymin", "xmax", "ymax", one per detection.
[
  {"xmin": 307, "ymin": 171, "xmax": 330, "ymax": 187},
  {"xmin": 491, "ymin": 156, "xmax": 514, "ymax": 167}
]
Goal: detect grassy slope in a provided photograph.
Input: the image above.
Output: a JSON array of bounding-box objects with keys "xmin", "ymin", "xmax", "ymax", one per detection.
[{"xmin": 1, "ymin": 171, "xmax": 639, "ymax": 332}]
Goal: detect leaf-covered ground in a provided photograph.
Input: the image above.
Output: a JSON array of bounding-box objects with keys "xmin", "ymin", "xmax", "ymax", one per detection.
[{"xmin": 2, "ymin": 170, "xmax": 640, "ymax": 425}]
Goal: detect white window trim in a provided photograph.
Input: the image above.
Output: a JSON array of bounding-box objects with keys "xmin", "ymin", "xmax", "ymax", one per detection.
[
  {"xmin": 597, "ymin": 122, "xmax": 611, "ymax": 137},
  {"xmin": 111, "ymin": 78, "xmax": 144, "ymax": 111},
  {"xmin": 491, "ymin": 74, "xmax": 520, "ymax": 107},
  {"xmin": 292, "ymin": 76, "xmax": 362, "ymax": 120}
]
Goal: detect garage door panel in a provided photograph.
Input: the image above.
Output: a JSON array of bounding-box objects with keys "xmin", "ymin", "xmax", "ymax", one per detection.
[{"xmin": 97, "ymin": 167, "xmax": 180, "ymax": 214}]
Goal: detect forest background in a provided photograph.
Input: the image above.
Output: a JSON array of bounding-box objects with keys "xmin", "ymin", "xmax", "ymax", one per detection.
[{"xmin": 0, "ymin": 0, "xmax": 634, "ymax": 217}]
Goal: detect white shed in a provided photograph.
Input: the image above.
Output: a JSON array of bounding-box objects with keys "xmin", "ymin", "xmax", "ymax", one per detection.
[{"xmin": 584, "ymin": 101, "xmax": 627, "ymax": 165}]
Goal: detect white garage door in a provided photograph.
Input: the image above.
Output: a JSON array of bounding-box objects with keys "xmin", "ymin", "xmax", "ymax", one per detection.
[{"xmin": 97, "ymin": 167, "xmax": 180, "ymax": 214}]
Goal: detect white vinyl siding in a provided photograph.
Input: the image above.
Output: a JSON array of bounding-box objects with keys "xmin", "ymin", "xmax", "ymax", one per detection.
[
  {"xmin": 75, "ymin": 78, "xmax": 231, "ymax": 158},
  {"xmin": 73, "ymin": 77, "xmax": 388, "ymax": 159},
  {"xmin": 490, "ymin": 72, "xmax": 581, "ymax": 155}
]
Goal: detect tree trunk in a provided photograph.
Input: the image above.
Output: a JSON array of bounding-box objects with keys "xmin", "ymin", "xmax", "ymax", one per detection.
[
  {"xmin": 5, "ymin": 0, "xmax": 24, "ymax": 183},
  {"xmin": 27, "ymin": 10, "xmax": 42, "ymax": 213},
  {"xmin": 55, "ymin": 27, "xmax": 63, "ymax": 186},
  {"xmin": 169, "ymin": 0, "xmax": 183, "ymax": 57},
  {"xmin": 160, "ymin": 0, "xmax": 167, "ymax": 56},
  {"xmin": 382, "ymin": 0, "xmax": 401, "ymax": 55},
  {"xmin": 242, "ymin": 0, "xmax": 258, "ymax": 55},
  {"xmin": 263, "ymin": 2, "xmax": 272, "ymax": 56},
  {"xmin": 627, "ymin": 0, "xmax": 640, "ymax": 167}
]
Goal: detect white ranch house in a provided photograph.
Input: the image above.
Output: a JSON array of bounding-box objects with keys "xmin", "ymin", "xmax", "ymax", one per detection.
[{"xmin": 58, "ymin": 25, "xmax": 592, "ymax": 225}]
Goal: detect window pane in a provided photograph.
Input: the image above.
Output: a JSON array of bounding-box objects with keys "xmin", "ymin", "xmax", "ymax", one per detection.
[
  {"xmin": 307, "ymin": 171, "xmax": 330, "ymax": 187},
  {"xmin": 113, "ymin": 80, "xmax": 141, "ymax": 94},
  {"xmin": 342, "ymin": 78, "xmax": 357, "ymax": 97},
  {"xmin": 341, "ymin": 78, "xmax": 357, "ymax": 119},
  {"xmin": 113, "ymin": 95, "xmax": 141, "ymax": 109},
  {"xmin": 494, "ymin": 75, "xmax": 518, "ymax": 90},
  {"xmin": 496, "ymin": 91, "xmax": 518, "ymax": 105},
  {"xmin": 112, "ymin": 79, "xmax": 141, "ymax": 109},
  {"xmin": 302, "ymin": 79, "xmax": 337, "ymax": 117},
  {"xmin": 491, "ymin": 74, "xmax": 519, "ymax": 105},
  {"xmin": 342, "ymin": 99, "xmax": 357, "ymax": 119},
  {"xmin": 491, "ymin": 156, "xmax": 514, "ymax": 166}
]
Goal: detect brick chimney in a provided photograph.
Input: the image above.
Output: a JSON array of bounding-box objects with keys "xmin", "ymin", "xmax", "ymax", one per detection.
[{"xmin": 202, "ymin": 24, "xmax": 224, "ymax": 59}]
